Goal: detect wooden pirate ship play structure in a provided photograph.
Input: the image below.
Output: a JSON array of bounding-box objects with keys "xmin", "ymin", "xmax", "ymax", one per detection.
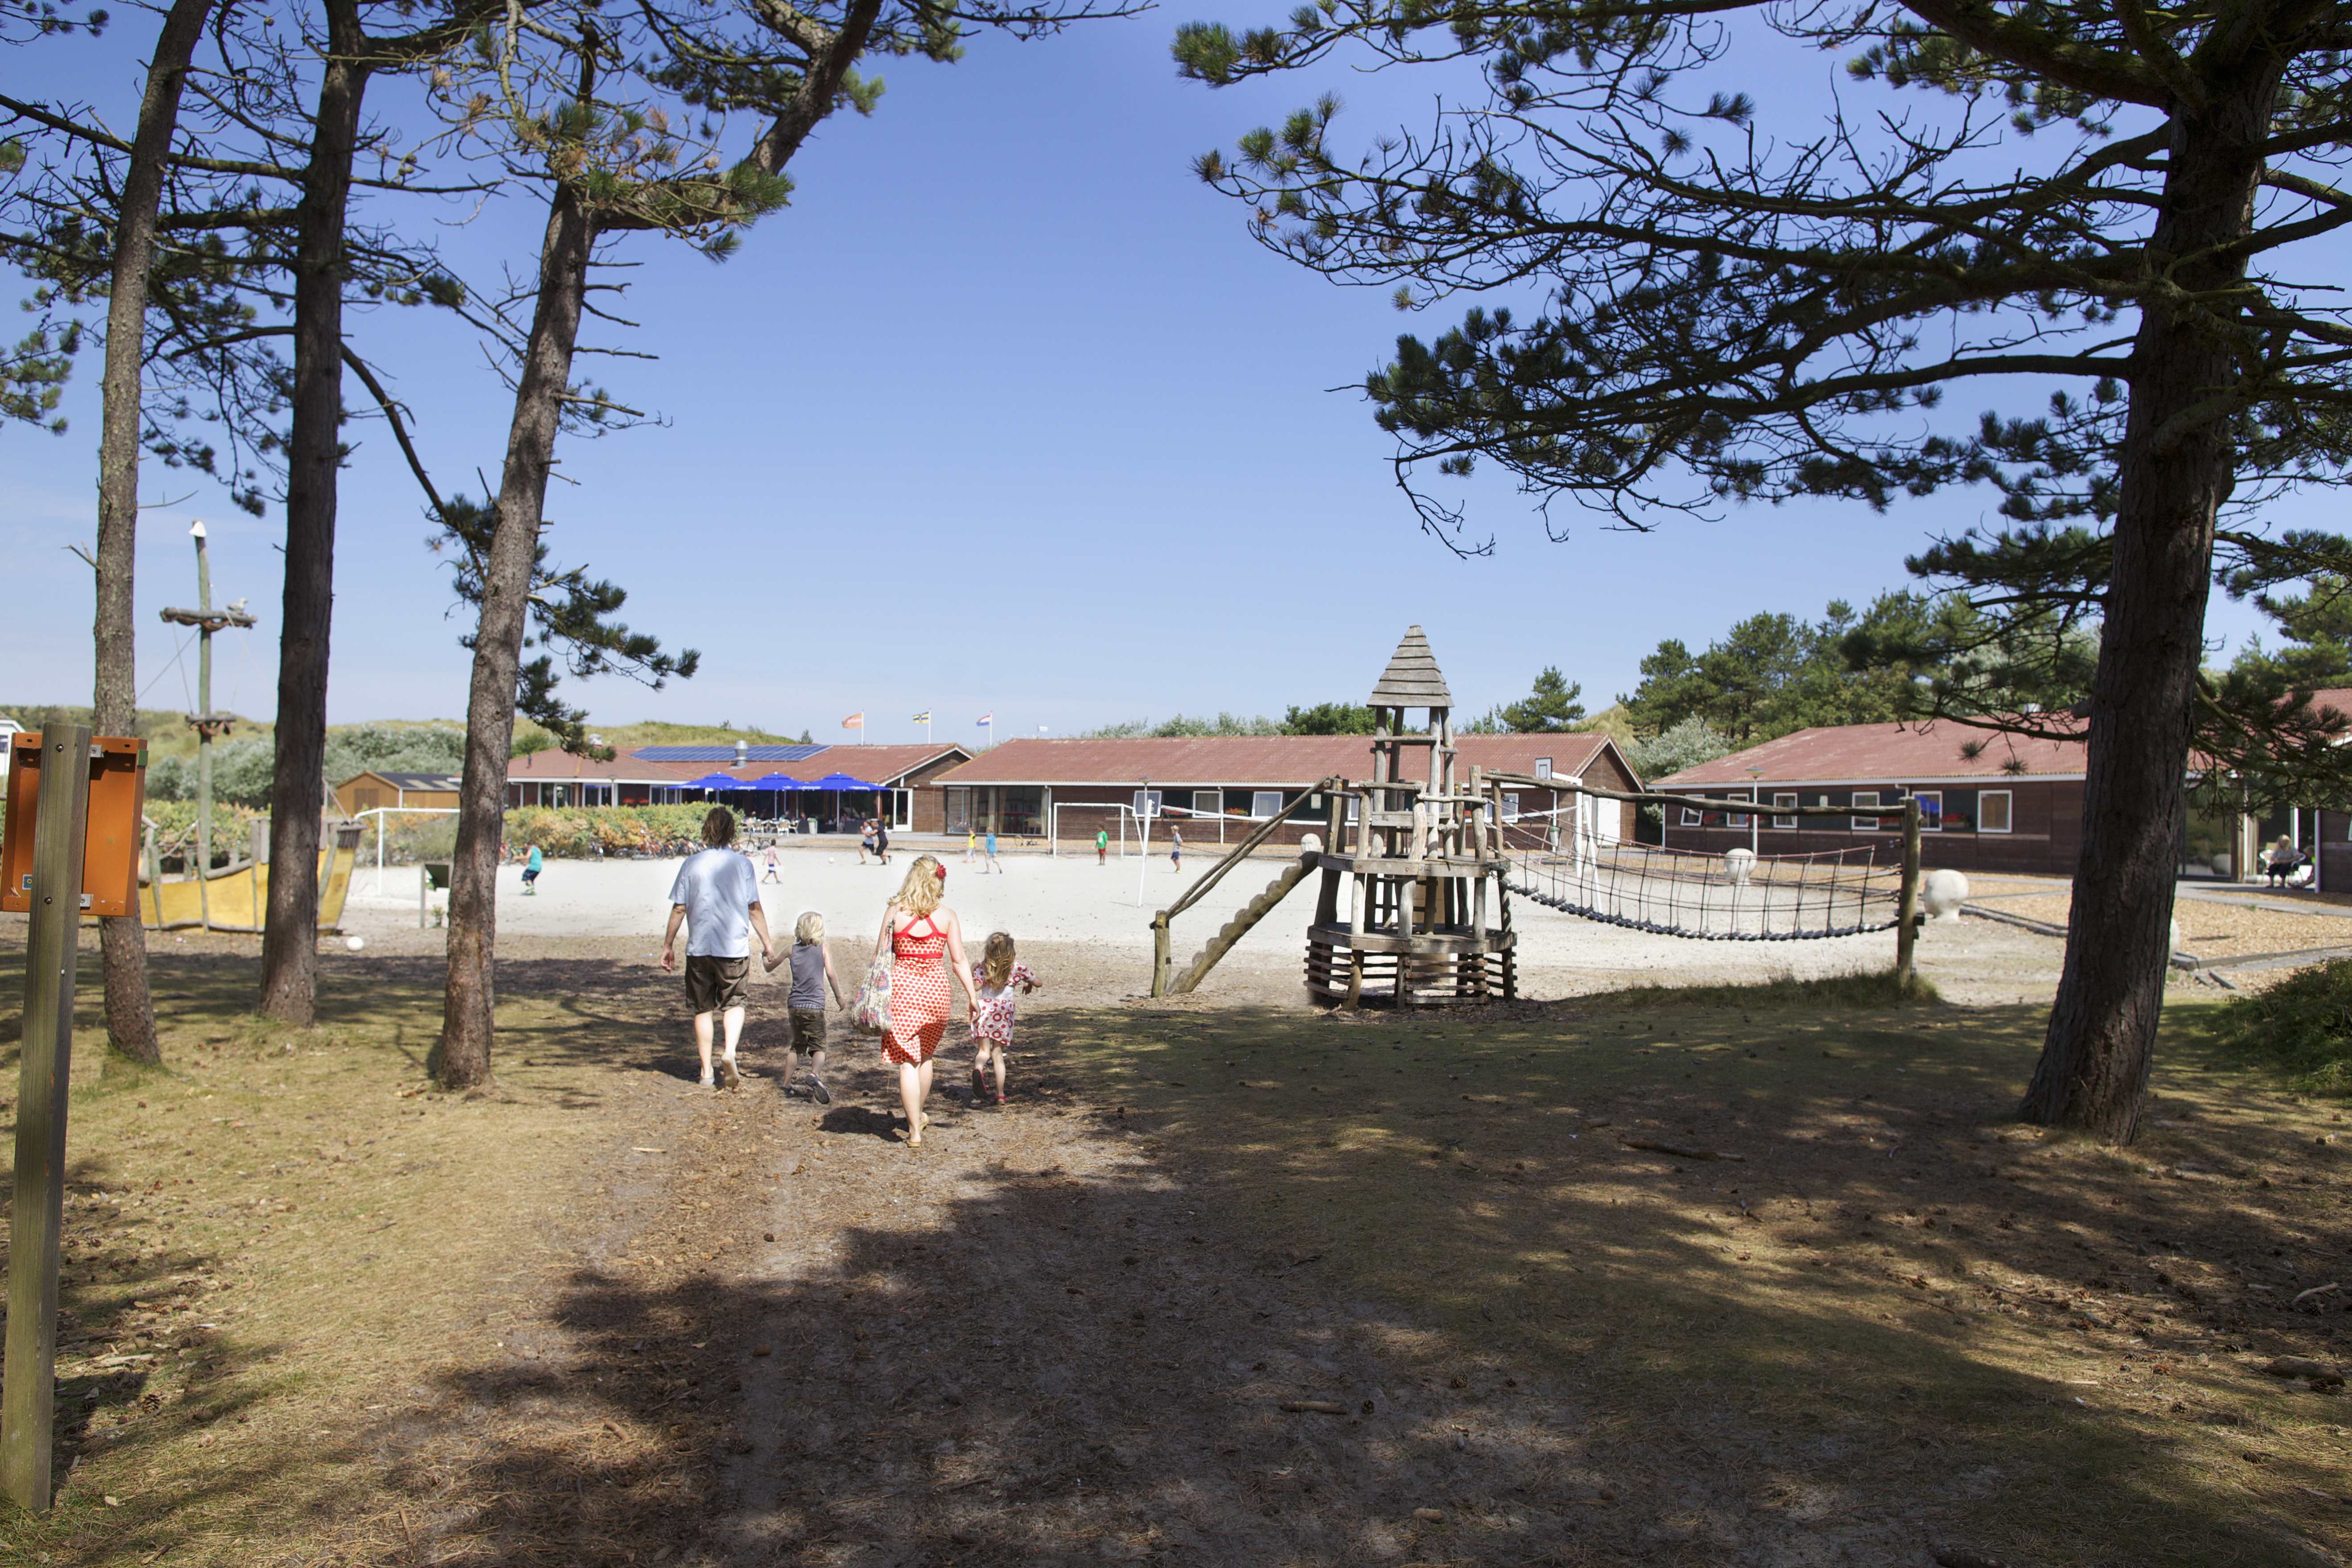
[
  {"xmin": 1303, "ymin": 626, "xmax": 1516, "ymax": 1006},
  {"xmin": 1147, "ymin": 626, "xmax": 1515, "ymax": 1007}
]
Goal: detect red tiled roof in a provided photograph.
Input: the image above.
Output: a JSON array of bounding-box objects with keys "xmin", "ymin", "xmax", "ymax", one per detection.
[
  {"xmin": 933, "ymin": 733, "xmax": 1630, "ymax": 788},
  {"xmin": 799, "ymin": 745, "xmax": 972, "ymax": 785},
  {"xmin": 504, "ymin": 743, "xmax": 969, "ymax": 785},
  {"xmin": 1655, "ymin": 721, "xmax": 2086, "ymax": 788},
  {"xmin": 507, "ymin": 750, "xmax": 703, "ymax": 782}
]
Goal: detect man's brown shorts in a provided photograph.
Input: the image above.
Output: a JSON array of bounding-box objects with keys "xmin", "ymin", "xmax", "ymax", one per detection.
[{"xmin": 684, "ymin": 954, "xmax": 750, "ymax": 1014}]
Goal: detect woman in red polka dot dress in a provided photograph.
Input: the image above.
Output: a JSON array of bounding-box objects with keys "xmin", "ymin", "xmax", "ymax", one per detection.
[{"xmin": 872, "ymin": 854, "xmax": 979, "ymax": 1146}]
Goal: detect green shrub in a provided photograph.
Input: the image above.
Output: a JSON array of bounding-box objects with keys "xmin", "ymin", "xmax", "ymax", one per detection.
[
  {"xmin": 504, "ymin": 804, "xmax": 714, "ymax": 859},
  {"xmin": 2212, "ymin": 959, "xmax": 2352, "ymax": 1097}
]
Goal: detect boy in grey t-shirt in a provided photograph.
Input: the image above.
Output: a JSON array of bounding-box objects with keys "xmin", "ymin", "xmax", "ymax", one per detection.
[{"xmin": 765, "ymin": 910, "xmax": 846, "ymax": 1103}]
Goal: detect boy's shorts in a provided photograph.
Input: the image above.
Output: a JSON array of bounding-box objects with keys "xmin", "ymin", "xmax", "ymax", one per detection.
[
  {"xmin": 685, "ymin": 954, "xmax": 750, "ymax": 1014},
  {"xmin": 789, "ymin": 1008, "xmax": 827, "ymax": 1052},
  {"xmin": 522, "ymin": 868, "xmax": 540, "ymax": 884}
]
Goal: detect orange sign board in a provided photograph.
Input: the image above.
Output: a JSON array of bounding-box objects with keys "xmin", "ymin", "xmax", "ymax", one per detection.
[{"xmin": 1, "ymin": 734, "xmax": 147, "ymax": 919}]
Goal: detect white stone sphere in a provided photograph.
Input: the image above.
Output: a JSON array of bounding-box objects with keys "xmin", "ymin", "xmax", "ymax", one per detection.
[
  {"xmin": 1919, "ymin": 868, "xmax": 1970, "ymax": 923},
  {"xmin": 345, "ymin": 935, "xmax": 366, "ymax": 952},
  {"xmin": 1723, "ymin": 847, "xmax": 1756, "ymax": 886}
]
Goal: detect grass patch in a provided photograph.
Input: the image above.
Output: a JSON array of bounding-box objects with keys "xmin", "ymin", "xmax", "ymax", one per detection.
[
  {"xmin": 0, "ymin": 936, "xmax": 667, "ymax": 1565},
  {"xmin": 1586, "ymin": 965, "xmax": 1941, "ymax": 1012},
  {"xmin": 1049, "ymin": 989, "xmax": 2351, "ymax": 1568},
  {"xmin": 2213, "ymin": 956, "xmax": 2352, "ymax": 1096}
]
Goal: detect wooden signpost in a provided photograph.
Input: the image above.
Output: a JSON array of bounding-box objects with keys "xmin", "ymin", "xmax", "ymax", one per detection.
[{"xmin": 0, "ymin": 723, "xmax": 145, "ymax": 1511}]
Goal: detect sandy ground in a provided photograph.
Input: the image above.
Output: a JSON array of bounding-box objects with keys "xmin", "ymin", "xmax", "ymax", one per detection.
[
  {"xmin": 1965, "ymin": 873, "xmax": 2352, "ymax": 966},
  {"xmin": 332, "ymin": 845, "xmax": 2078, "ymax": 1013}
]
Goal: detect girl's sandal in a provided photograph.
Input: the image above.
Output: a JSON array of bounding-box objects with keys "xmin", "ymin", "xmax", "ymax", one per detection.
[{"xmin": 993, "ymin": 1093, "xmax": 1006, "ymax": 1105}]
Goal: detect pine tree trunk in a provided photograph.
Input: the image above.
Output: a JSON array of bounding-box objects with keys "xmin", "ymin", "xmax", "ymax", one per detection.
[
  {"xmin": 435, "ymin": 185, "xmax": 598, "ymax": 1090},
  {"xmin": 258, "ymin": 0, "xmax": 369, "ymax": 1024},
  {"xmin": 2021, "ymin": 68, "xmax": 2286, "ymax": 1144},
  {"xmin": 94, "ymin": 0, "xmax": 213, "ymax": 1067}
]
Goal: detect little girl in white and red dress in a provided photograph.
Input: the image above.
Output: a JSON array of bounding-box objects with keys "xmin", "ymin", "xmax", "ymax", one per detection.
[{"xmin": 969, "ymin": 931, "xmax": 1039, "ymax": 1105}]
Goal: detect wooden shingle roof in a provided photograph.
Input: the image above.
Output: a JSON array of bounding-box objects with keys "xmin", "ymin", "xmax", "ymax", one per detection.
[{"xmin": 1370, "ymin": 625, "xmax": 1453, "ymax": 708}]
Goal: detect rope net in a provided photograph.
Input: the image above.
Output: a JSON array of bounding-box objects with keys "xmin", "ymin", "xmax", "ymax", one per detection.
[{"xmin": 1498, "ymin": 809, "xmax": 1902, "ymax": 941}]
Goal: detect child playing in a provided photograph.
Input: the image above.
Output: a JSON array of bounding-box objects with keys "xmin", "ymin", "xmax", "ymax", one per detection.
[
  {"xmin": 761, "ymin": 845, "xmax": 781, "ymax": 884},
  {"xmin": 982, "ymin": 828, "xmax": 1001, "ymax": 874},
  {"xmin": 765, "ymin": 911, "xmax": 847, "ymax": 1104},
  {"xmin": 1096, "ymin": 826, "xmax": 1108, "ymax": 865},
  {"xmin": 968, "ymin": 931, "xmax": 1039, "ymax": 1105}
]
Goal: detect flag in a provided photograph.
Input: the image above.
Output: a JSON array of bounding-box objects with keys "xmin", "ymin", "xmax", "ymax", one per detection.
[
  {"xmin": 976, "ymin": 712, "xmax": 993, "ymax": 725},
  {"xmin": 842, "ymin": 712, "xmax": 863, "ymax": 729},
  {"xmin": 912, "ymin": 710, "xmax": 930, "ymax": 724}
]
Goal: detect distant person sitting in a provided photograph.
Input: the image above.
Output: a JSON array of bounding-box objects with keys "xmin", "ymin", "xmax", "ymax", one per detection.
[{"xmin": 2266, "ymin": 835, "xmax": 2311, "ymax": 888}]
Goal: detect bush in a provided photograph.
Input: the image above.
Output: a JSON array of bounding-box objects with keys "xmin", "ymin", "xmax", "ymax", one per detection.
[
  {"xmin": 2212, "ymin": 959, "xmax": 2352, "ymax": 1097},
  {"xmin": 505, "ymin": 804, "xmax": 715, "ymax": 859}
]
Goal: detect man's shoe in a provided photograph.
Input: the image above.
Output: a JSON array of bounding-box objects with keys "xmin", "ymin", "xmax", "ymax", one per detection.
[{"xmin": 808, "ymin": 1075, "xmax": 832, "ymax": 1106}]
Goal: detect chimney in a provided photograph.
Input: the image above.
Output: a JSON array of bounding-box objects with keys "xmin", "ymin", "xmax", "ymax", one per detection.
[{"xmin": 734, "ymin": 739, "xmax": 749, "ymax": 769}]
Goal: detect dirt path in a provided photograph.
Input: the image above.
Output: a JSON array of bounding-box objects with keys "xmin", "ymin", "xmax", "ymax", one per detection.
[{"xmin": 342, "ymin": 981, "xmax": 1624, "ymax": 1568}]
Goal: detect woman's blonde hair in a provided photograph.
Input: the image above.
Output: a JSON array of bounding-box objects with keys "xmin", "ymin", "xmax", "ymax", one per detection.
[
  {"xmin": 891, "ymin": 854, "xmax": 945, "ymax": 917},
  {"xmin": 982, "ymin": 931, "xmax": 1015, "ymax": 991},
  {"xmin": 795, "ymin": 911, "xmax": 825, "ymax": 944}
]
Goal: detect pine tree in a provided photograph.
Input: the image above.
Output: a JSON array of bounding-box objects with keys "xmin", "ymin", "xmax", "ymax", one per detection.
[{"xmin": 1177, "ymin": 0, "xmax": 2352, "ymax": 1142}]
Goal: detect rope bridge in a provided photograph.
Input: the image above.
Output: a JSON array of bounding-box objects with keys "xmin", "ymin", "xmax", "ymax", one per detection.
[{"xmin": 1490, "ymin": 788, "xmax": 1911, "ymax": 941}]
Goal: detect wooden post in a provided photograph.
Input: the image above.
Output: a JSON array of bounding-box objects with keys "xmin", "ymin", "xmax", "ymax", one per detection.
[
  {"xmin": 5, "ymin": 722, "xmax": 92, "ymax": 1511},
  {"xmin": 1896, "ymin": 795, "xmax": 1922, "ymax": 993},
  {"xmin": 1150, "ymin": 914, "xmax": 1170, "ymax": 999}
]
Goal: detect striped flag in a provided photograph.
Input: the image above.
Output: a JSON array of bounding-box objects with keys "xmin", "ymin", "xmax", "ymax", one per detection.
[
  {"xmin": 911, "ymin": 710, "xmax": 931, "ymax": 724},
  {"xmin": 976, "ymin": 712, "xmax": 993, "ymax": 725},
  {"xmin": 842, "ymin": 712, "xmax": 863, "ymax": 729}
]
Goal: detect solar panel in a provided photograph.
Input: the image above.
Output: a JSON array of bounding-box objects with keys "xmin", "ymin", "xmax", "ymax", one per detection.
[{"xmin": 632, "ymin": 744, "xmax": 829, "ymax": 762}]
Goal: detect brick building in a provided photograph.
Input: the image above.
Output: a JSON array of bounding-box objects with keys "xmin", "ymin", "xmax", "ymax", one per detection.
[
  {"xmin": 503, "ymin": 741, "xmax": 971, "ymax": 831},
  {"xmin": 931, "ymin": 733, "xmax": 1644, "ymax": 849},
  {"xmin": 1653, "ymin": 722, "xmax": 2089, "ymax": 876}
]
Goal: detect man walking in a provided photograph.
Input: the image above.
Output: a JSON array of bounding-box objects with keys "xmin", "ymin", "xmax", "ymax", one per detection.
[{"xmin": 660, "ymin": 807, "xmax": 774, "ymax": 1090}]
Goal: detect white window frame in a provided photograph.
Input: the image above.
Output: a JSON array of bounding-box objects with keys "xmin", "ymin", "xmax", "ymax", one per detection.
[
  {"xmin": 1978, "ymin": 789, "xmax": 2013, "ymax": 834},
  {"xmin": 1913, "ymin": 789, "xmax": 1943, "ymax": 831},
  {"xmin": 1771, "ymin": 791, "xmax": 1798, "ymax": 830},
  {"xmin": 1534, "ymin": 757, "xmax": 1553, "ymax": 780},
  {"xmin": 1727, "ymin": 791, "xmax": 1753, "ymax": 829},
  {"xmin": 1252, "ymin": 790, "xmax": 1283, "ymax": 819},
  {"xmin": 1501, "ymin": 791, "xmax": 1521, "ymax": 823},
  {"xmin": 1192, "ymin": 789, "xmax": 1221, "ymax": 819},
  {"xmin": 1680, "ymin": 805, "xmax": 1704, "ymax": 827},
  {"xmin": 1851, "ymin": 791, "xmax": 1882, "ymax": 832},
  {"xmin": 1133, "ymin": 789, "xmax": 1163, "ymax": 819}
]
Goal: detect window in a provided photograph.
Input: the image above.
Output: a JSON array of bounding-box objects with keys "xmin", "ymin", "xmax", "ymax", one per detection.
[
  {"xmin": 1979, "ymin": 790, "xmax": 2013, "ymax": 833},
  {"xmin": 1252, "ymin": 790, "xmax": 1283, "ymax": 819},
  {"xmin": 1913, "ymin": 790, "xmax": 1943, "ymax": 831},
  {"xmin": 1727, "ymin": 793, "xmax": 1753, "ymax": 829},
  {"xmin": 1132, "ymin": 789, "xmax": 1163, "ymax": 819},
  {"xmin": 1501, "ymin": 791, "xmax": 1521, "ymax": 823},
  {"xmin": 1534, "ymin": 757, "xmax": 1553, "ymax": 780},
  {"xmin": 1681, "ymin": 806, "xmax": 1703, "ymax": 827},
  {"xmin": 1851, "ymin": 791, "xmax": 1882, "ymax": 831},
  {"xmin": 1192, "ymin": 790, "xmax": 1221, "ymax": 819},
  {"xmin": 945, "ymin": 788, "xmax": 970, "ymax": 834},
  {"xmin": 1771, "ymin": 792, "xmax": 1797, "ymax": 830}
]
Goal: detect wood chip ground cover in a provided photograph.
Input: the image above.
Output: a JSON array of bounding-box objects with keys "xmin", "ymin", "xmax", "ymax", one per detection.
[{"xmin": 0, "ymin": 927, "xmax": 2344, "ymax": 1567}]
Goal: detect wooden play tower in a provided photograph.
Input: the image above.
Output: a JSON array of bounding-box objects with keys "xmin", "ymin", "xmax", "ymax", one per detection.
[{"xmin": 1305, "ymin": 627, "xmax": 1516, "ymax": 1007}]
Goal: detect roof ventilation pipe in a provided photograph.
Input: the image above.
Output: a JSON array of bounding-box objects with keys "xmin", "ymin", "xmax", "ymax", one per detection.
[{"xmin": 735, "ymin": 740, "xmax": 749, "ymax": 768}]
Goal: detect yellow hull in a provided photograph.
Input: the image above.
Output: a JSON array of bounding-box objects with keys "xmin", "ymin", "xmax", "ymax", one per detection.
[{"xmin": 127, "ymin": 839, "xmax": 357, "ymax": 932}]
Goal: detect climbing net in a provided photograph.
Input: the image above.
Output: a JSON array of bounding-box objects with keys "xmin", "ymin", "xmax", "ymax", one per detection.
[{"xmin": 1497, "ymin": 809, "xmax": 1903, "ymax": 941}]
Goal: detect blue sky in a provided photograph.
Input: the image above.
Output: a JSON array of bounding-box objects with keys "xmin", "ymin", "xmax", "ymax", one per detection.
[{"xmin": 0, "ymin": 3, "xmax": 2287, "ymax": 747}]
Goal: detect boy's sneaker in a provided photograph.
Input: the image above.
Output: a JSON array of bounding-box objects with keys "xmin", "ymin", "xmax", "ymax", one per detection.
[{"xmin": 808, "ymin": 1075, "xmax": 832, "ymax": 1106}]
